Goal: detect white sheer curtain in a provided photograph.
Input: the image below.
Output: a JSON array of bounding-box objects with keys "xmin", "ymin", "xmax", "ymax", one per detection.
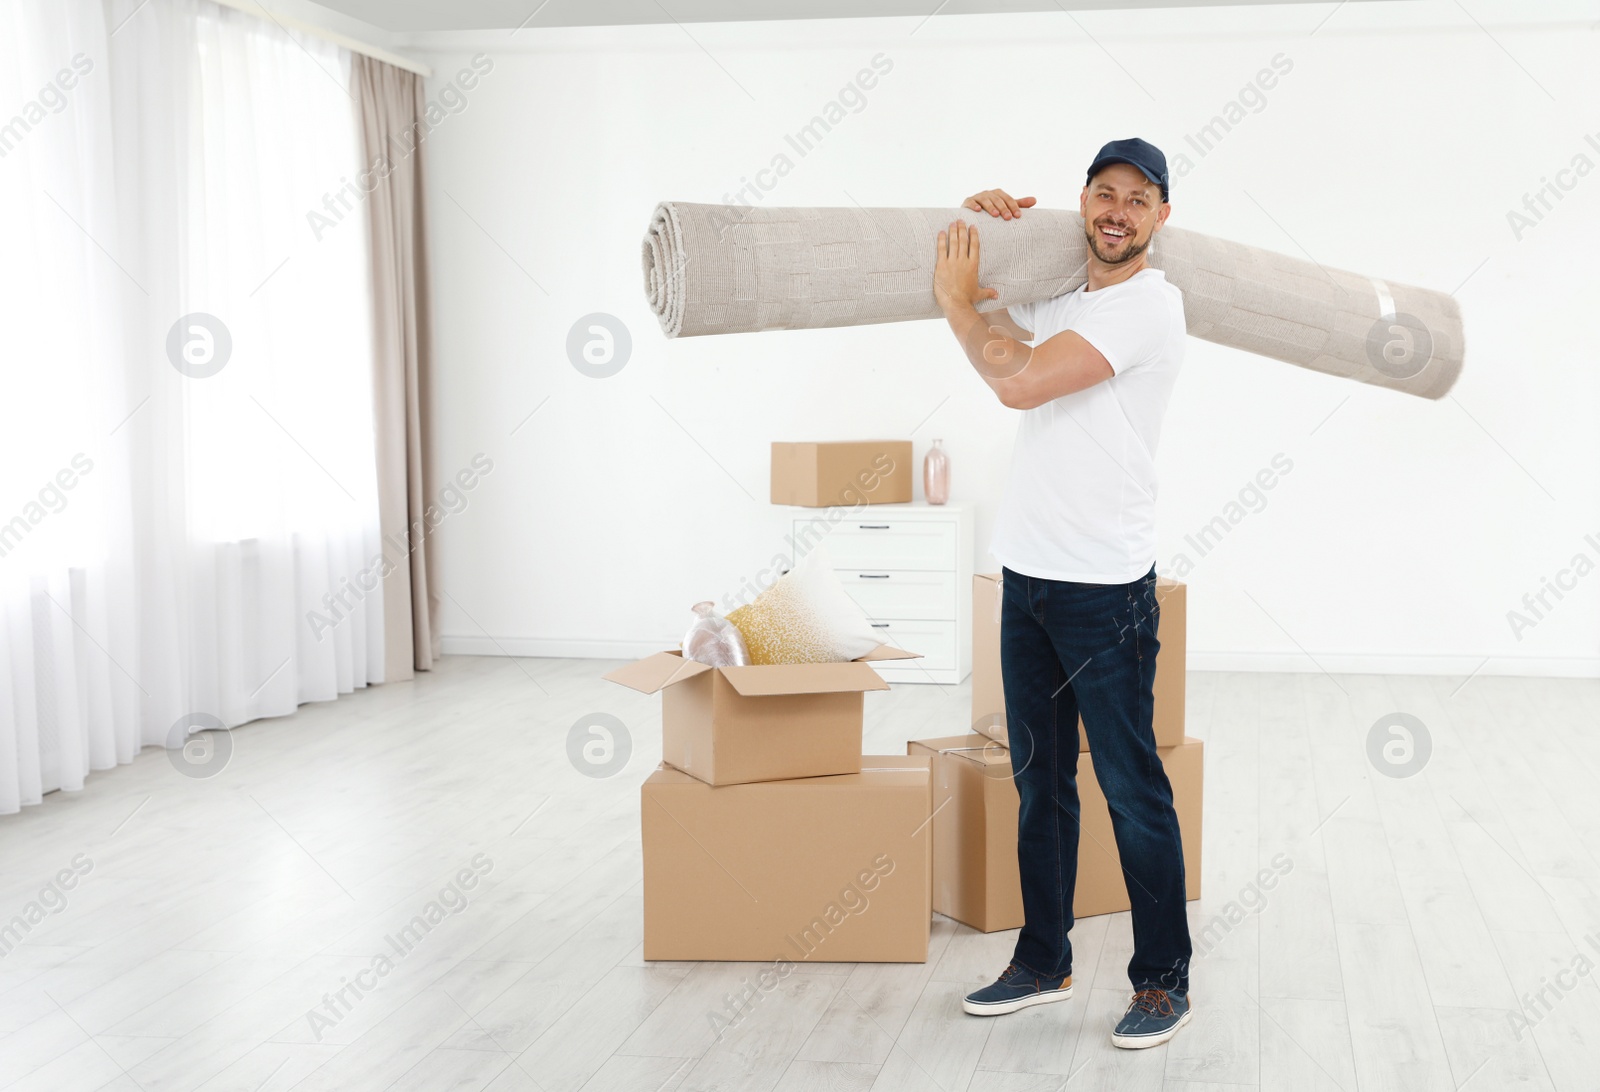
[{"xmin": 0, "ymin": 0, "xmax": 386, "ymax": 815}]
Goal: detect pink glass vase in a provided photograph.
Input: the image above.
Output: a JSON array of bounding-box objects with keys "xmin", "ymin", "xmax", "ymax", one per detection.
[{"xmin": 923, "ymin": 439, "xmax": 950, "ymax": 505}]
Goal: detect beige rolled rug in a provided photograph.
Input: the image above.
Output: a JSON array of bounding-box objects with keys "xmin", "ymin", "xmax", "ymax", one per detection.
[{"xmin": 641, "ymin": 202, "xmax": 1463, "ymax": 400}]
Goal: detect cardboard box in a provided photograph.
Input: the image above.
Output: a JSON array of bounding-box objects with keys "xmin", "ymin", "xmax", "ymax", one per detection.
[
  {"xmin": 971, "ymin": 573, "xmax": 1186, "ymax": 751},
  {"xmin": 971, "ymin": 573, "xmax": 1007, "ymax": 741},
  {"xmin": 907, "ymin": 733, "xmax": 1202, "ymax": 931},
  {"xmin": 604, "ymin": 644, "xmax": 920, "ymax": 786},
  {"xmin": 906, "ymin": 735, "xmax": 1021, "ymax": 933},
  {"xmin": 641, "ymin": 755, "xmax": 934, "ymax": 962},
  {"xmin": 771, "ymin": 441, "xmax": 913, "ymax": 507}
]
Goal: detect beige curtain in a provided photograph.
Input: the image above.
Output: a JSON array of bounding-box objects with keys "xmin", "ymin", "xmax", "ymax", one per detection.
[{"xmin": 354, "ymin": 56, "xmax": 439, "ymax": 678}]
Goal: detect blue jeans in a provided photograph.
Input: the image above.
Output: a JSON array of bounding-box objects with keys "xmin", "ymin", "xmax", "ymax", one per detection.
[{"xmin": 999, "ymin": 564, "xmax": 1191, "ymax": 992}]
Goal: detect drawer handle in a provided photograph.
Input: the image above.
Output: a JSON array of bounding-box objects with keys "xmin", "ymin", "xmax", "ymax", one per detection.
[
  {"xmin": 870, "ymin": 622, "xmax": 890, "ymax": 628},
  {"xmin": 857, "ymin": 573, "xmax": 890, "ymax": 580},
  {"xmin": 858, "ymin": 524, "xmax": 891, "ymax": 530}
]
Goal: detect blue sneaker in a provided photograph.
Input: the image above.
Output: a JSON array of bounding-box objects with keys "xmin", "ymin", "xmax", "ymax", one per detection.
[
  {"xmin": 962, "ymin": 962, "xmax": 1073, "ymax": 1016},
  {"xmin": 1111, "ymin": 986, "xmax": 1191, "ymax": 1048}
]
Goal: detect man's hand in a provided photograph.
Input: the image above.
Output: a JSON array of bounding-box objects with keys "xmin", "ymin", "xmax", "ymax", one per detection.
[
  {"xmin": 963, "ymin": 189, "xmax": 1036, "ymax": 220},
  {"xmin": 933, "ymin": 219, "xmax": 998, "ymax": 314}
]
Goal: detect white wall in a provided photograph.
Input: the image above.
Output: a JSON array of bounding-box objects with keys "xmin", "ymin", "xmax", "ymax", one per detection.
[{"xmin": 409, "ymin": 1, "xmax": 1600, "ymax": 676}]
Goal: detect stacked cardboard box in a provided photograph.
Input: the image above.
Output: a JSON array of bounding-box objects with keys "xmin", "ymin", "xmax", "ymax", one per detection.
[
  {"xmin": 970, "ymin": 573, "xmax": 1187, "ymax": 749},
  {"xmin": 770, "ymin": 440, "xmax": 913, "ymax": 506},
  {"xmin": 907, "ymin": 733, "xmax": 1203, "ymax": 931},
  {"xmin": 606, "ymin": 645, "xmax": 936, "ymax": 962},
  {"xmin": 909, "ymin": 572, "xmax": 1201, "ymax": 931}
]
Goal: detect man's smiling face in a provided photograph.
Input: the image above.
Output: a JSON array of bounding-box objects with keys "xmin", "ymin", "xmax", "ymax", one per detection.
[{"xmin": 1080, "ymin": 162, "xmax": 1167, "ymax": 265}]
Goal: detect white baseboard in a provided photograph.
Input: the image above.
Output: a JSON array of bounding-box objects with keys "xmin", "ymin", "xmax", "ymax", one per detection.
[
  {"xmin": 440, "ymin": 635, "xmax": 674, "ymax": 661},
  {"xmin": 1185, "ymin": 651, "xmax": 1599, "ymax": 678},
  {"xmin": 441, "ymin": 635, "xmax": 1600, "ymax": 678}
]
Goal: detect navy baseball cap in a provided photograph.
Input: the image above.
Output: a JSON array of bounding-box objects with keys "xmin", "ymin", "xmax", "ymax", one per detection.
[{"xmin": 1086, "ymin": 137, "xmax": 1169, "ymax": 202}]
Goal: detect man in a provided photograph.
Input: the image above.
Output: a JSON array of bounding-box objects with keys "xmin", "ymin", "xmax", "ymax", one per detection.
[{"xmin": 931, "ymin": 137, "xmax": 1193, "ymax": 1049}]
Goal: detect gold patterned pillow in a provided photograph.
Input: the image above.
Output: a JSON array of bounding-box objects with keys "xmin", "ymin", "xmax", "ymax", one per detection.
[{"xmin": 727, "ymin": 543, "xmax": 885, "ymax": 664}]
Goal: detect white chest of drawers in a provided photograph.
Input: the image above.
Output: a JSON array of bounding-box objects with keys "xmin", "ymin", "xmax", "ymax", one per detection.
[{"xmin": 777, "ymin": 503, "xmax": 974, "ymax": 685}]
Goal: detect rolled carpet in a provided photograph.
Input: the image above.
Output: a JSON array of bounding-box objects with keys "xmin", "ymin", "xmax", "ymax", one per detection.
[{"xmin": 641, "ymin": 202, "xmax": 1463, "ymax": 400}]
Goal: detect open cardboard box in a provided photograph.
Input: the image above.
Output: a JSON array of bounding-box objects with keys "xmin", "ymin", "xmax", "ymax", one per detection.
[{"xmin": 605, "ymin": 643, "xmax": 922, "ymax": 786}]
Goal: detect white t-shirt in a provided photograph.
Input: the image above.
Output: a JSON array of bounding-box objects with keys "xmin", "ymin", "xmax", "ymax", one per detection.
[{"xmin": 989, "ymin": 267, "xmax": 1186, "ymax": 584}]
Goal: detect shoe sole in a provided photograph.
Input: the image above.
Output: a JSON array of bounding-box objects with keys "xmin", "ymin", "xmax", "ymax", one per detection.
[
  {"xmin": 1111, "ymin": 1006, "xmax": 1192, "ymax": 1048},
  {"xmin": 962, "ymin": 983, "xmax": 1074, "ymax": 1016}
]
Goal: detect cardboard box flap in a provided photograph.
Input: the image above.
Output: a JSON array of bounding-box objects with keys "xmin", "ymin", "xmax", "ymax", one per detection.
[
  {"xmin": 855, "ymin": 643, "xmax": 924, "ymax": 663},
  {"xmin": 720, "ymin": 659, "xmax": 890, "ymax": 697},
  {"xmin": 603, "ymin": 651, "xmax": 713, "ymax": 694}
]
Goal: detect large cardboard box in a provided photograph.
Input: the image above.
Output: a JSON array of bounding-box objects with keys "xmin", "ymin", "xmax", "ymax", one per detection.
[
  {"xmin": 906, "ymin": 736, "xmax": 1021, "ymax": 933},
  {"xmin": 907, "ymin": 733, "xmax": 1203, "ymax": 931},
  {"xmin": 641, "ymin": 755, "xmax": 934, "ymax": 962},
  {"xmin": 605, "ymin": 645, "xmax": 920, "ymax": 786},
  {"xmin": 972, "ymin": 573, "xmax": 1186, "ymax": 751},
  {"xmin": 971, "ymin": 574, "xmax": 1007, "ymax": 740},
  {"xmin": 771, "ymin": 441, "xmax": 913, "ymax": 507}
]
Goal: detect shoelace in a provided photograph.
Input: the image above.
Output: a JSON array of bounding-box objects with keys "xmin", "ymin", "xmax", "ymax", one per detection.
[{"xmin": 1130, "ymin": 987, "xmax": 1176, "ymax": 1017}]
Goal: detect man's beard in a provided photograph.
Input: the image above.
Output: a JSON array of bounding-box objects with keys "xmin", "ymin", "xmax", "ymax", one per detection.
[{"xmin": 1085, "ymin": 222, "xmax": 1151, "ymax": 265}]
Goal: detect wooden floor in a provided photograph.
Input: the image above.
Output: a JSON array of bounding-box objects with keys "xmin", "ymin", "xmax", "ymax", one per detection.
[{"xmin": 2, "ymin": 656, "xmax": 1598, "ymax": 1091}]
